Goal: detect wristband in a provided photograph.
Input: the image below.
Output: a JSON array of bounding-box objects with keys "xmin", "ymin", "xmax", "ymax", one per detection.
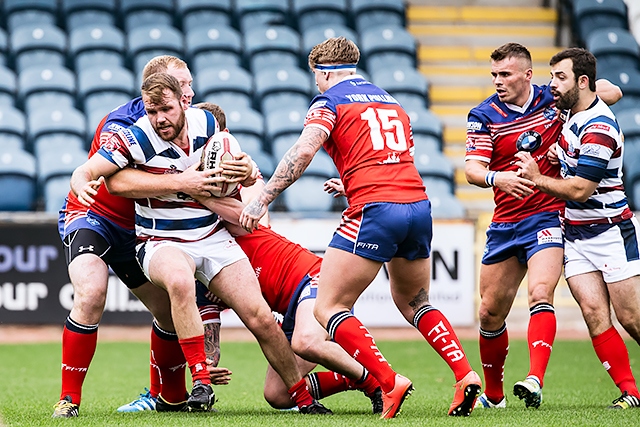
[{"xmin": 484, "ymin": 171, "xmax": 497, "ymax": 187}]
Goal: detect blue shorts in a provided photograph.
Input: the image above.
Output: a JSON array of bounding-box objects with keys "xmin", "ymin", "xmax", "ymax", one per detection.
[
  {"xmin": 329, "ymin": 200, "xmax": 432, "ymax": 262},
  {"xmin": 281, "ymin": 273, "xmax": 318, "ymax": 342},
  {"xmin": 482, "ymin": 211, "xmax": 564, "ymax": 265}
]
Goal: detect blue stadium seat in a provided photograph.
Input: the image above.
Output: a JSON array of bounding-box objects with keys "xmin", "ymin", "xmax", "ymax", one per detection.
[
  {"xmin": 372, "ymin": 67, "xmax": 429, "ymax": 110},
  {"xmin": 266, "ymin": 108, "xmax": 306, "ymax": 157},
  {"xmin": 62, "ymin": 0, "xmax": 117, "ymax": 31},
  {"xmin": 195, "ymin": 66, "xmax": 253, "ymax": 111},
  {"xmin": 617, "ymin": 108, "xmax": 640, "ymax": 140},
  {"xmin": 178, "ymin": 0, "xmax": 233, "ymax": 30},
  {"xmin": 244, "ymin": 26, "xmax": 301, "ymax": 73},
  {"xmin": 284, "ymin": 176, "xmax": 336, "ymax": 213},
  {"xmin": 623, "ymin": 133, "xmax": 640, "ymax": 209},
  {"xmin": 185, "ymin": 25, "xmax": 242, "ymax": 73},
  {"xmin": 224, "ymin": 107, "xmax": 266, "ymax": 154},
  {"xmin": 360, "ymin": 26, "xmax": 416, "ymax": 72},
  {"xmin": 0, "ymin": 106, "xmax": 27, "ymax": 151},
  {"xmin": 69, "ymin": 24, "xmax": 126, "ymax": 71},
  {"xmin": 0, "ymin": 28, "xmax": 7, "ymax": 67},
  {"xmin": 235, "ymin": 0, "xmax": 290, "ymax": 33},
  {"xmin": 406, "ymin": 107, "xmax": 443, "ymax": 151},
  {"xmin": 120, "ymin": 0, "xmax": 175, "ymax": 33},
  {"xmin": 293, "ymin": 0, "xmax": 348, "ymax": 31},
  {"xmin": 127, "ymin": 25, "xmax": 184, "ymax": 76},
  {"xmin": 422, "ymin": 177, "xmax": 466, "ymax": 220},
  {"xmin": 10, "ymin": 25, "xmax": 67, "ymax": 73},
  {"xmin": 413, "ymin": 145, "xmax": 455, "ymax": 193},
  {"xmin": 37, "ymin": 147, "xmax": 88, "ymax": 213},
  {"xmin": 4, "ymin": 0, "xmax": 58, "ymax": 32},
  {"xmin": 351, "ymin": 0, "xmax": 405, "ymax": 33},
  {"xmin": 598, "ymin": 69, "xmax": 640, "ymax": 114},
  {"xmin": 249, "ymin": 149, "xmax": 276, "ymax": 179},
  {"xmin": 18, "ymin": 65, "xmax": 76, "ymax": 113},
  {"xmin": 0, "ymin": 146, "xmax": 37, "ymax": 211},
  {"xmin": 28, "ymin": 107, "xmax": 87, "ymax": 154},
  {"xmin": 573, "ymin": 0, "xmax": 629, "ymax": 43},
  {"xmin": 302, "ymin": 25, "xmax": 359, "ymax": 60},
  {"xmin": 0, "ymin": 66, "xmax": 17, "ymax": 107},
  {"xmin": 78, "ymin": 65, "xmax": 134, "ymax": 116},
  {"xmin": 587, "ymin": 28, "xmax": 639, "ymax": 72},
  {"xmin": 255, "ymin": 66, "xmax": 312, "ymax": 113}
]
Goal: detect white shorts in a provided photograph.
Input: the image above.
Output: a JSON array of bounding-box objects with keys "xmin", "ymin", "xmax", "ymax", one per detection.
[
  {"xmin": 136, "ymin": 228, "xmax": 247, "ymax": 286},
  {"xmin": 564, "ymin": 217, "xmax": 640, "ymax": 283}
]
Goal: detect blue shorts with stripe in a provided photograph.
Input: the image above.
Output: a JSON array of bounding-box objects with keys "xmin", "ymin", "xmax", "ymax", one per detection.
[
  {"xmin": 329, "ymin": 200, "xmax": 432, "ymax": 262},
  {"xmin": 482, "ymin": 210, "xmax": 564, "ymax": 265},
  {"xmin": 281, "ymin": 274, "xmax": 318, "ymax": 342}
]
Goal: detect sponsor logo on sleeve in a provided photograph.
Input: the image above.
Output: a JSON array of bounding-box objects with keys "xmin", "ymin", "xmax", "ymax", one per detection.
[{"xmin": 467, "ymin": 121, "xmax": 482, "ymax": 131}]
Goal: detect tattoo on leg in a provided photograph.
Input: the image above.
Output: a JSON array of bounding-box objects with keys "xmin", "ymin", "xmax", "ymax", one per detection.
[
  {"xmin": 204, "ymin": 322, "xmax": 221, "ymax": 367},
  {"xmin": 408, "ymin": 288, "xmax": 430, "ymax": 312}
]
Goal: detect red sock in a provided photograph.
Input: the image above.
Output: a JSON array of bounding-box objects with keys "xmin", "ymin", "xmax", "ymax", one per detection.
[
  {"xmin": 348, "ymin": 370, "xmax": 381, "ymax": 396},
  {"xmin": 527, "ymin": 304, "xmax": 556, "ymax": 387},
  {"xmin": 152, "ymin": 322, "xmax": 188, "ymax": 402},
  {"xmin": 288, "ymin": 378, "xmax": 314, "ymax": 408},
  {"xmin": 60, "ymin": 317, "xmax": 98, "ymax": 405},
  {"xmin": 178, "ymin": 335, "xmax": 210, "ymax": 385},
  {"xmin": 593, "ymin": 327, "xmax": 640, "ymax": 398},
  {"xmin": 414, "ymin": 306, "xmax": 472, "ymax": 381},
  {"xmin": 479, "ymin": 324, "xmax": 508, "ymax": 403},
  {"xmin": 328, "ymin": 312, "xmax": 396, "ymax": 393},
  {"xmin": 307, "ymin": 371, "xmax": 350, "ymax": 399}
]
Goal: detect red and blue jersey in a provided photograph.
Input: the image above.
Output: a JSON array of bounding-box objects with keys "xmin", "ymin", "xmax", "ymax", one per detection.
[
  {"xmin": 64, "ymin": 98, "xmax": 147, "ymax": 229},
  {"xmin": 465, "ymin": 84, "xmax": 565, "ymax": 222},
  {"xmin": 304, "ymin": 76, "xmax": 427, "ymax": 206},
  {"xmin": 235, "ymin": 226, "xmax": 322, "ymax": 314}
]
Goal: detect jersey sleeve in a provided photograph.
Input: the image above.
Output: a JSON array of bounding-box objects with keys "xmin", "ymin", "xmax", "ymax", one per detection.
[
  {"xmin": 575, "ymin": 129, "xmax": 617, "ymax": 183},
  {"xmin": 96, "ymin": 131, "xmax": 135, "ymax": 169},
  {"xmin": 465, "ymin": 110, "xmax": 493, "ymax": 163},
  {"xmin": 304, "ymin": 97, "xmax": 336, "ymax": 136}
]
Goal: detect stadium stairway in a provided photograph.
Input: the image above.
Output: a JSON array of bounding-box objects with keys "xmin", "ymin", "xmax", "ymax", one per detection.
[{"xmin": 406, "ymin": 0, "xmax": 564, "ymax": 218}]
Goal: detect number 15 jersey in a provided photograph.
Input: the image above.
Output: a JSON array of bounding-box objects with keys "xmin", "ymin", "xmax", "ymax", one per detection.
[{"xmin": 304, "ymin": 75, "xmax": 427, "ymax": 206}]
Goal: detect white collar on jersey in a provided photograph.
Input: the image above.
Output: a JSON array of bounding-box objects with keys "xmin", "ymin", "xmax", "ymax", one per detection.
[
  {"xmin": 503, "ymin": 84, "xmax": 534, "ymax": 114},
  {"xmin": 338, "ymin": 74, "xmax": 364, "ymax": 83}
]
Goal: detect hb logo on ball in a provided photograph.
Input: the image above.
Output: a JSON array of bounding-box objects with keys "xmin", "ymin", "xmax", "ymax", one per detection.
[{"xmin": 200, "ymin": 131, "xmax": 242, "ymax": 197}]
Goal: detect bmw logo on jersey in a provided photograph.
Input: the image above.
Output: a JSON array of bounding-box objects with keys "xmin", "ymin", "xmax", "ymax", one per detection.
[{"xmin": 516, "ymin": 130, "xmax": 543, "ymax": 152}]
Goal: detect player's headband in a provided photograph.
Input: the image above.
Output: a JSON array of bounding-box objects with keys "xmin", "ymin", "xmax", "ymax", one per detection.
[{"xmin": 314, "ymin": 63, "xmax": 357, "ymax": 73}]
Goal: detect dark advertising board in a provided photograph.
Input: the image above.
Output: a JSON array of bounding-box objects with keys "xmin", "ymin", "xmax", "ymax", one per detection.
[{"xmin": 0, "ymin": 218, "xmax": 152, "ymax": 325}]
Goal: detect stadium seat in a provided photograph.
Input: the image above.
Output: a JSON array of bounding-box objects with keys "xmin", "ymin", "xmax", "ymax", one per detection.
[
  {"xmin": 37, "ymin": 147, "xmax": 88, "ymax": 213},
  {"xmin": 0, "ymin": 106, "xmax": 27, "ymax": 151},
  {"xmin": 28, "ymin": 107, "xmax": 87, "ymax": 154},
  {"xmin": 293, "ymin": 0, "xmax": 348, "ymax": 31},
  {"xmin": 617, "ymin": 108, "xmax": 640, "ymax": 140},
  {"xmin": 598, "ymin": 69, "xmax": 640, "ymax": 114},
  {"xmin": 185, "ymin": 25, "xmax": 242, "ymax": 73},
  {"xmin": 250, "ymin": 149, "xmax": 276, "ymax": 179},
  {"xmin": 178, "ymin": 0, "xmax": 233, "ymax": 30},
  {"xmin": 623, "ymin": 132, "xmax": 640, "ymax": 209},
  {"xmin": 586, "ymin": 28, "xmax": 640, "ymax": 72},
  {"xmin": 0, "ymin": 28, "xmax": 7, "ymax": 67},
  {"xmin": 413, "ymin": 146, "xmax": 455, "ymax": 193},
  {"xmin": 266, "ymin": 108, "xmax": 307, "ymax": 157},
  {"xmin": 360, "ymin": 26, "xmax": 417, "ymax": 72},
  {"xmin": 372, "ymin": 67, "xmax": 429, "ymax": 110},
  {"xmin": 18, "ymin": 65, "xmax": 76, "ymax": 114},
  {"xmin": 0, "ymin": 146, "xmax": 37, "ymax": 211},
  {"xmin": 77, "ymin": 65, "xmax": 134, "ymax": 116},
  {"xmin": 407, "ymin": 107, "xmax": 443, "ymax": 151},
  {"xmin": 127, "ymin": 25, "xmax": 184, "ymax": 76},
  {"xmin": 422, "ymin": 177, "xmax": 466, "ymax": 219},
  {"xmin": 4, "ymin": 0, "xmax": 58, "ymax": 33},
  {"xmin": 244, "ymin": 26, "xmax": 301, "ymax": 73},
  {"xmin": 0, "ymin": 66, "xmax": 17, "ymax": 107},
  {"xmin": 301, "ymin": 25, "xmax": 359, "ymax": 59},
  {"xmin": 10, "ymin": 25, "xmax": 67, "ymax": 73},
  {"xmin": 195, "ymin": 66, "xmax": 253, "ymax": 111},
  {"xmin": 254, "ymin": 66, "xmax": 312, "ymax": 113},
  {"xmin": 351, "ymin": 0, "xmax": 406, "ymax": 33},
  {"xmin": 572, "ymin": 0, "xmax": 629, "ymax": 43},
  {"xmin": 69, "ymin": 24, "xmax": 126, "ymax": 71},
  {"xmin": 235, "ymin": 0, "xmax": 290, "ymax": 33},
  {"xmin": 224, "ymin": 107, "xmax": 266, "ymax": 154},
  {"xmin": 283, "ymin": 176, "xmax": 336, "ymax": 213},
  {"xmin": 62, "ymin": 0, "xmax": 117, "ymax": 31},
  {"xmin": 120, "ymin": 0, "xmax": 175, "ymax": 33}
]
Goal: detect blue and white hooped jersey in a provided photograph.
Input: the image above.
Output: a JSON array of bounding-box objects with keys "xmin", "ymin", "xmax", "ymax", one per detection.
[
  {"xmin": 98, "ymin": 107, "xmax": 219, "ymax": 242},
  {"xmin": 557, "ymin": 97, "xmax": 632, "ymax": 226}
]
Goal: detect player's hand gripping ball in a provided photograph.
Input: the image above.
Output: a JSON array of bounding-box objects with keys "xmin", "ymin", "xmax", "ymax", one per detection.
[{"xmin": 200, "ymin": 131, "xmax": 242, "ymax": 197}]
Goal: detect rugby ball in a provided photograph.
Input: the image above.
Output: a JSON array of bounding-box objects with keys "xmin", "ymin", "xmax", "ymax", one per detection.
[{"xmin": 200, "ymin": 131, "xmax": 242, "ymax": 197}]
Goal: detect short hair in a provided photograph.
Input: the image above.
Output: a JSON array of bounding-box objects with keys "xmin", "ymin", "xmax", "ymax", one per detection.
[
  {"xmin": 141, "ymin": 72, "xmax": 183, "ymax": 105},
  {"xmin": 194, "ymin": 102, "xmax": 226, "ymax": 130},
  {"xmin": 490, "ymin": 43, "xmax": 532, "ymax": 67},
  {"xmin": 308, "ymin": 36, "xmax": 360, "ymax": 69},
  {"xmin": 141, "ymin": 55, "xmax": 188, "ymax": 82},
  {"xmin": 549, "ymin": 47, "xmax": 597, "ymax": 92}
]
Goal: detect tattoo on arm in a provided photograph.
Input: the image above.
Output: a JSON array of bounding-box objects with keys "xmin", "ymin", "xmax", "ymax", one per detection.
[
  {"xmin": 408, "ymin": 288, "xmax": 430, "ymax": 313},
  {"xmin": 204, "ymin": 322, "xmax": 221, "ymax": 366}
]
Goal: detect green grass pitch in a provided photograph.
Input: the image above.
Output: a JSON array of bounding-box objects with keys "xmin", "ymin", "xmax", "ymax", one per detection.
[{"xmin": 0, "ymin": 338, "xmax": 638, "ymax": 426}]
